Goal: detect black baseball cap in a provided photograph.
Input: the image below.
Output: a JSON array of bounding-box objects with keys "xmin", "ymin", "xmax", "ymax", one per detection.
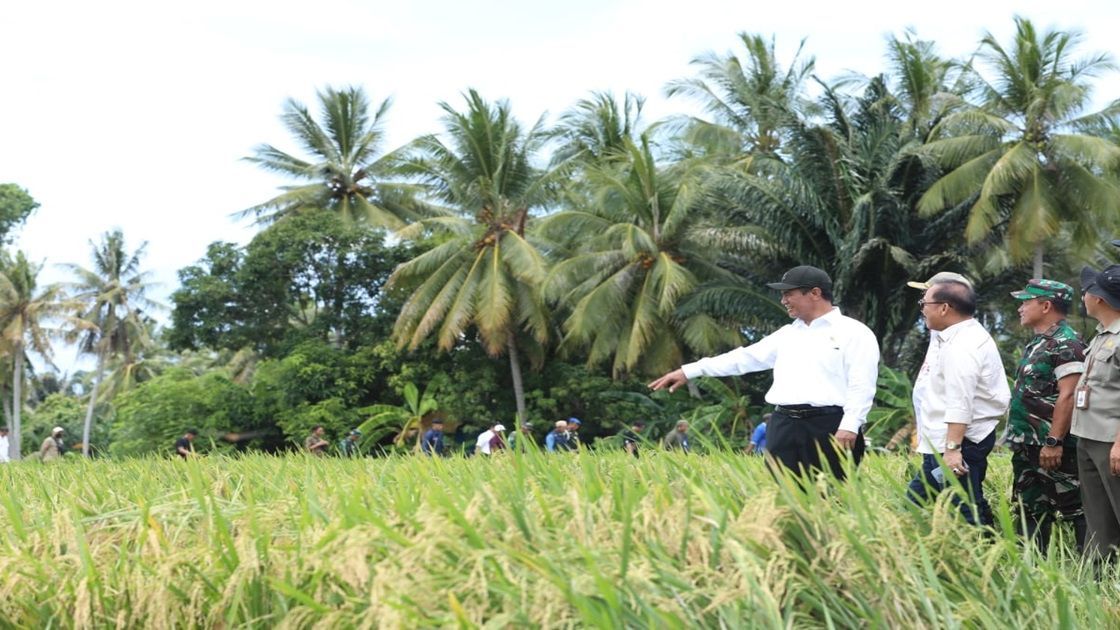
[
  {"xmin": 1081, "ymin": 265, "xmax": 1120, "ymax": 309},
  {"xmin": 766, "ymin": 265, "xmax": 832, "ymax": 291}
]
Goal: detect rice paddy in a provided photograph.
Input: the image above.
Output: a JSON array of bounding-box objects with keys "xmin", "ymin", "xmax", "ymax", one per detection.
[{"xmin": 0, "ymin": 450, "xmax": 1116, "ymax": 628}]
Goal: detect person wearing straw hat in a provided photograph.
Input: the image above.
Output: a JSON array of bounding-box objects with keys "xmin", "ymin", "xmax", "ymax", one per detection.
[
  {"xmin": 649, "ymin": 265, "xmax": 879, "ymax": 480},
  {"xmin": 1071, "ymin": 264, "xmax": 1120, "ymax": 561}
]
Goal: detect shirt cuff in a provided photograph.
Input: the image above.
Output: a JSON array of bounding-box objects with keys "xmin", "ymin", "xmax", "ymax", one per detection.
[
  {"xmin": 943, "ymin": 412, "xmax": 972, "ymax": 425},
  {"xmin": 838, "ymin": 415, "xmax": 863, "ymax": 434},
  {"xmin": 681, "ymin": 362, "xmax": 704, "ymax": 380}
]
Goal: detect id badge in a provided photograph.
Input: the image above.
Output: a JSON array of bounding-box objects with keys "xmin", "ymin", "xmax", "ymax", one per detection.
[{"xmin": 1075, "ymin": 386, "xmax": 1091, "ymax": 409}]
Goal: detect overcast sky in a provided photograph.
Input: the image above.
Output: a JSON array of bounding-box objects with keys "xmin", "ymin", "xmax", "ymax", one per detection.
[{"xmin": 2, "ymin": 0, "xmax": 1118, "ymax": 369}]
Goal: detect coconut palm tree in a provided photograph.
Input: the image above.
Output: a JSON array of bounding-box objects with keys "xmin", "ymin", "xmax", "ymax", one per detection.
[
  {"xmin": 707, "ymin": 77, "xmax": 973, "ymax": 365},
  {"xmin": 538, "ymin": 135, "xmax": 740, "ymax": 377},
  {"xmin": 62, "ymin": 230, "xmax": 160, "ymax": 457},
  {"xmin": 917, "ymin": 17, "xmax": 1120, "ymax": 277},
  {"xmin": 241, "ymin": 86, "xmax": 427, "ymax": 228},
  {"xmin": 0, "ymin": 252, "xmax": 86, "ymax": 459},
  {"xmin": 550, "ymin": 91, "xmax": 645, "ymax": 167},
  {"xmin": 665, "ymin": 32, "xmax": 816, "ymax": 161},
  {"xmin": 389, "ymin": 90, "xmax": 567, "ymax": 423}
]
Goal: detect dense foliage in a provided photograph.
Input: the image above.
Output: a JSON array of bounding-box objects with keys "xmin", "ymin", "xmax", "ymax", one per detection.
[{"xmin": 1, "ymin": 18, "xmax": 1119, "ymax": 459}]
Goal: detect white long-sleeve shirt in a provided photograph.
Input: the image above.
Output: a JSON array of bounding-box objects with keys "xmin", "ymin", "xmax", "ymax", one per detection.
[
  {"xmin": 0, "ymin": 434, "xmax": 9, "ymax": 462},
  {"xmin": 914, "ymin": 318, "xmax": 1010, "ymax": 454},
  {"xmin": 681, "ymin": 308, "xmax": 880, "ymax": 433}
]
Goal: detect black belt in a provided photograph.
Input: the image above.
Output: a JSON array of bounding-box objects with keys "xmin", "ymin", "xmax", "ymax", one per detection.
[{"xmin": 774, "ymin": 405, "xmax": 843, "ymax": 419}]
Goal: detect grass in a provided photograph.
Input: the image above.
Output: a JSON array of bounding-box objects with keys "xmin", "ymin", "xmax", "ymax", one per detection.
[{"xmin": 0, "ymin": 449, "xmax": 1117, "ymax": 628}]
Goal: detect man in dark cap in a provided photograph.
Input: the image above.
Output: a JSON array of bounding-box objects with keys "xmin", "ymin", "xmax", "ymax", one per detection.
[
  {"xmin": 1071, "ymin": 264, "xmax": 1120, "ymax": 561},
  {"xmin": 1004, "ymin": 279, "xmax": 1087, "ymax": 552},
  {"xmin": 649, "ymin": 265, "xmax": 880, "ymax": 480}
]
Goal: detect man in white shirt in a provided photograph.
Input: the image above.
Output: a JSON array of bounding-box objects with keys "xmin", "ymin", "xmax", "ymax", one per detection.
[
  {"xmin": 907, "ymin": 272, "xmax": 974, "ymax": 444},
  {"xmin": 649, "ymin": 265, "xmax": 880, "ymax": 480},
  {"xmin": 0, "ymin": 426, "xmax": 10, "ymax": 463},
  {"xmin": 475, "ymin": 424, "xmax": 506, "ymax": 456},
  {"xmin": 907, "ymin": 280, "xmax": 1010, "ymax": 526}
]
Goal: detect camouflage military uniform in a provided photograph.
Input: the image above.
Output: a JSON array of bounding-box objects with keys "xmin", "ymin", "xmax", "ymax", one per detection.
[{"xmin": 1005, "ymin": 283, "xmax": 1086, "ymax": 532}]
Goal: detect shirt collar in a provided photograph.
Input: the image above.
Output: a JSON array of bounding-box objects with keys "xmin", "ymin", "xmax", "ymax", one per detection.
[
  {"xmin": 1098, "ymin": 317, "xmax": 1120, "ymax": 335},
  {"xmin": 793, "ymin": 306, "xmax": 841, "ymax": 329},
  {"xmin": 936, "ymin": 317, "xmax": 976, "ymax": 342}
]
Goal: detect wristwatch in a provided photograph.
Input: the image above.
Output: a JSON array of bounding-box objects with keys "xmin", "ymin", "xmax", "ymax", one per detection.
[
  {"xmin": 1044, "ymin": 435, "xmax": 1064, "ymax": 447},
  {"xmin": 945, "ymin": 440, "xmax": 962, "ymax": 451}
]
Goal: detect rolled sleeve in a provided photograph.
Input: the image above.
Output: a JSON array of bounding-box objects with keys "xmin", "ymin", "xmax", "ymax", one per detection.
[
  {"xmin": 840, "ymin": 328, "xmax": 880, "ymax": 433},
  {"xmin": 1054, "ymin": 361, "xmax": 1085, "ymax": 380}
]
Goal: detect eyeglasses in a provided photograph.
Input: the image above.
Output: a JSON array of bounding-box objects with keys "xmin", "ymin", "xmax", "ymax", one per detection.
[{"xmin": 918, "ymin": 299, "xmax": 946, "ymax": 308}]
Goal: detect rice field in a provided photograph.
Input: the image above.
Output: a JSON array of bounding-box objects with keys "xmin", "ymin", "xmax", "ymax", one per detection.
[{"xmin": 0, "ymin": 449, "xmax": 1116, "ymax": 628}]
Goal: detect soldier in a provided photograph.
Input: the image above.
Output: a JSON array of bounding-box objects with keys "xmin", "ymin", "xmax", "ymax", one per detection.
[{"xmin": 1005, "ymin": 279, "xmax": 1087, "ymax": 553}]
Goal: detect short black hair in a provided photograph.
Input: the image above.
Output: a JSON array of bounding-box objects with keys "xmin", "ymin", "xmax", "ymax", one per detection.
[
  {"xmin": 1047, "ymin": 298, "xmax": 1071, "ymax": 315},
  {"xmin": 930, "ymin": 281, "xmax": 976, "ymax": 316},
  {"xmin": 796, "ymin": 286, "xmax": 834, "ymax": 302},
  {"xmin": 185, "ymin": 428, "xmax": 199, "ymax": 436},
  {"xmin": 311, "ymin": 424, "xmax": 324, "ymax": 431}
]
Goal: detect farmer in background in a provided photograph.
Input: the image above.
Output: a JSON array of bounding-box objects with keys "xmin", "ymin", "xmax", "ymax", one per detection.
[
  {"xmin": 40, "ymin": 427, "xmax": 65, "ymax": 462},
  {"xmin": 476, "ymin": 423, "xmax": 506, "ymax": 456},
  {"xmin": 747, "ymin": 414, "xmax": 770, "ymax": 455},
  {"xmin": 663, "ymin": 420, "xmax": 691, "ymax": 452},
  {"xmin": 546, "ymin": 421, "xmax": 569, "ymax": 452},
  {"xmin": 0, "ymin": 426, "xmax": 9, "ymax": 463},
  {"xmin": 622, "ymin": 421, "xmax": 646, "ymax": 458},
  {"xmin": 174, "ymin": 429, "xmax": 197, "ymax": 459},
  {"xmin": 421, "ymin": 419, "xmax": 446, "ymax": 456},
  {"xmin": 339, "ymin": 429, "xmax": 362, "ymax": 457},
  {"xmin": 304, "ymin": 424, "xmax": 330, "ymax": 456}
]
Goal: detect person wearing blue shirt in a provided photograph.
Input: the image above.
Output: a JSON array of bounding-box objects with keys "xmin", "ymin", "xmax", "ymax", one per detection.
[
  {"xmin": 421, "ymin": 419, "xmax": 446, "ymax": 456},
  {"xmin": 749, "ymin": 414, "xmax": 770, "ymax": 455},
  {"xmin": 545, "ymin": 420, "xmax": 569, "ymax": 452}
]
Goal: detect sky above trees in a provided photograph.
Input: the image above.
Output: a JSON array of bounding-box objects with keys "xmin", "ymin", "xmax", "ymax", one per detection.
[{"xmin": 2, "ymin": 0, "xmax": 1118, "ymax": 320}]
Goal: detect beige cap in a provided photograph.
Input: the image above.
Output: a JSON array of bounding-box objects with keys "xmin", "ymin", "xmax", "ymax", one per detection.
[{"xmin": 906, "ymin": 271, "xmax": 973, "ymax": 290}]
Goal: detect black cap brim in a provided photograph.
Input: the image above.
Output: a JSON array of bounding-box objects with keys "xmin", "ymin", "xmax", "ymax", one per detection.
[{"xmin": 766, "ymin": 282, "xmax": 802, "ymax": 290}]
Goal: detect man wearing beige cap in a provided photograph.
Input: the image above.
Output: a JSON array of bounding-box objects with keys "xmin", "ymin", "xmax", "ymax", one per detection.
[{"xmin": 909, "ymin": 272, "xmax": 974, "ymax": 452}]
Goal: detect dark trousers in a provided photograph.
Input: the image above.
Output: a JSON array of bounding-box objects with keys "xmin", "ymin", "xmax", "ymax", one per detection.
[
  {"xmin": 1010, "ymin": 443, "xmax": 1085, "ymax": 553},
  {"xmin": 906, "ymin": 430, "xmax": 995, "ymax": 526},
  {"xmin": 1077, "ymin": 437, "xmax": 1120, "ymax": 560},
  {"xmin": 767, "ymin": 407, "xmax": 863, "ymax": 481}
]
